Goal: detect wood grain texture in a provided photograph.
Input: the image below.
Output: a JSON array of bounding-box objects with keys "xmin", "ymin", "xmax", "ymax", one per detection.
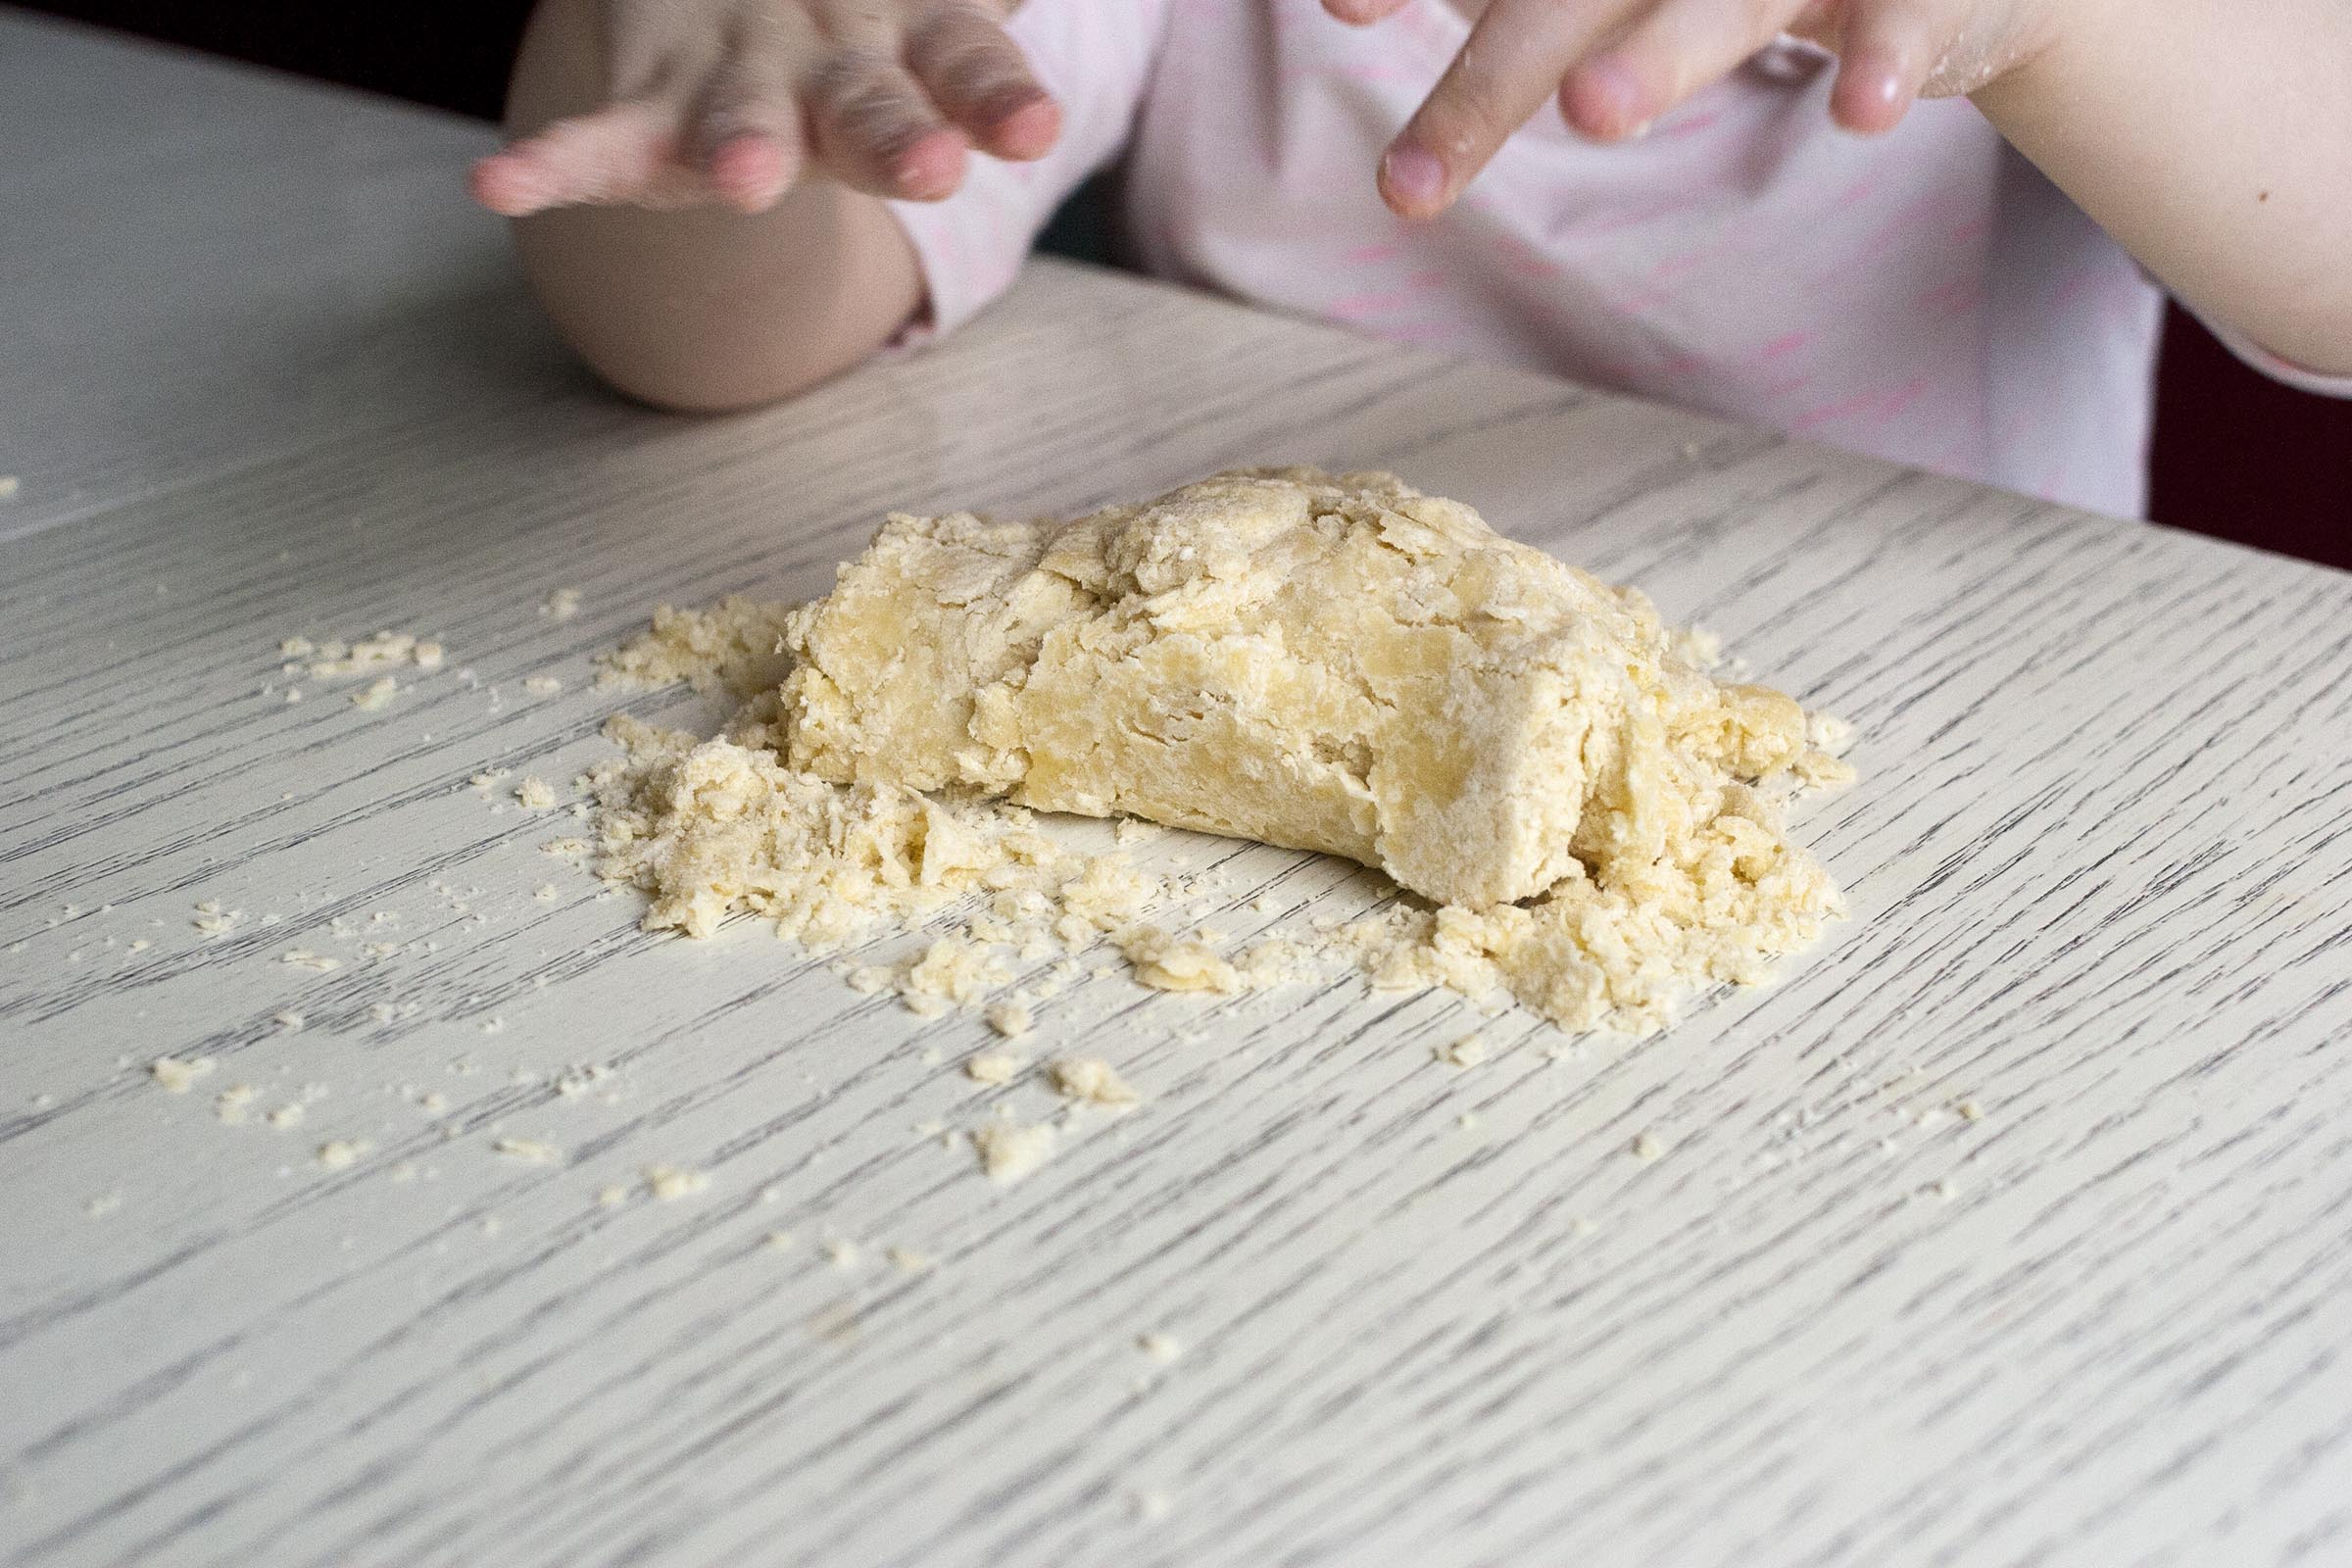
[{"xmin": 5, "ymin": 15, "xmax": 2352, "ymax": 1568}]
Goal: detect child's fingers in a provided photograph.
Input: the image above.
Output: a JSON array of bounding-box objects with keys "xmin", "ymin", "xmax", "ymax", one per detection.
[
  {"xmin": 469, "ymin": 100, "xmax": 678, "ymax": 216},
  {"xmin": 1561, "ymin": 0, "xmax": 1811, "ymax": 140},
  {"xmin": 689, "ymin": 25, "xmax": 806, "ymax": 212},
  {"xmin": 1825, "ymin": 0, "xmax": 1956, "ymax": 132},
  {"xmin": 806, "ymin": 54, "xmax": 971, "ymax": 200},
  {"xmin": 1382, "ymin": 0, "xmax": 1631, "ymax": 219},
  {"xmin": 904, "ymin": 4, "xmax": 1062, "ymax": 161}
]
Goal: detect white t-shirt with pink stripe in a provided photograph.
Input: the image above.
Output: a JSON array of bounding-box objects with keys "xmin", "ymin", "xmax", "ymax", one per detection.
[{"xmin": 888, "ymin": 0, "xmax": 2339, "ymax": 519}]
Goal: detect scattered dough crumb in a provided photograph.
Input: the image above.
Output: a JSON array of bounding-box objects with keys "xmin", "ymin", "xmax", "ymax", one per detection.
[
  {"xmin": 494, "ymin": 1137, "xmax": 564, "ymax": 1165},
  {"xmin": 351, "ymin": 677, "xmax": 398, "ymax": 711},
  {"xmin": 543, "ymin": 587, "xmax": 582, "ymax": 621},
  {"xmin": 1631, "ymin": 1131, "xmax": 1668, "ymax": 1162},
  {"xmin": 1132, "ymin": 1490, "xmax": 1173, "ymax": 1523},
  {"xmin": 150, "ymin": 1055, "xmax": 216, "ymax": 1094},
  {"xmin": 964, "ymin": 1052, "xmax": 1023, "ymax": 1086},
  {"xmin": 522, "ymin": 676, "xmax": 564, "ymax": 697},
  {"xmin": 273, "ymin": 1010, "xmax": 305, "ymax": 1034},
  {"xmin": 1118, "ymin": 927, "xmax": 1242, "ymax": 995},
  {"xmin": 825, "ymin": 1239, "xmax": 860, "ymax": 1269},
  {"xmin": 594, "ymin": 597, "xmax": 796, "ymax": 694},
  {"xmin": 1137, "ymin": 1332, "xmax": 1182, "ymax": 1362},
  {"xmin": 515, "ymin": 777, "xmax": 557, "ymax": 809},
  {"xmin": 317, "ymin": 1139, "xmax": 372, "ymax": 1171},
  {"xmin": 216, "ymin": 1085, "xmax": 259, "ymax": 1124},
  {"xmin": 597, "ymin": 1184, "xmax": 631, "ymax": 1207},
  {"xmin": 983, "ymin": 1001, "xmax": 1034, "ymax": 1039},
  {"xmin": 763, "ymin": 1230, "xmax": 796, "ymax": 1251},
  {"xmin": 280, "ymin": 949, "xmax": 340, "ymax": 972},
  {"xmin": 972, "ymin": 1122, "xmax": 1056, "ymax": 1183},
  {"xmin": 1956, "ymin": 1099, "xmax": 1985, "ymax": 1122},
  {"xmin": 644, "ymin": 1164, "xmax": 710, "ymax": 1200},
  {"xmin": 1050, "ymin": 1057, "xmax": 1140, "ymax": 1107},
  {"xmin": 886, "ymin": 1246, "xmax": 929, "ymax": 1272}
]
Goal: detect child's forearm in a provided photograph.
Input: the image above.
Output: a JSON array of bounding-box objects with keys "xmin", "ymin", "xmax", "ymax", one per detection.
[
  {"xmin": 503, "ymin": 0, "xmax": 923, "ymax": 412},
  {"xmin": 1974, "ymin": 0, "xmax": 2352, "ymax": 376}
]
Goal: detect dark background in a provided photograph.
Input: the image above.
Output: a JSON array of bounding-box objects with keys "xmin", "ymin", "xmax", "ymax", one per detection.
[{"xmin": 26, "ymin": 0, "xmax": 2348, "ymax": 570}]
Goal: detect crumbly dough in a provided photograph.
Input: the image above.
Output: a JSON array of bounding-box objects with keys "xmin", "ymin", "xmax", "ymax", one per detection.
[
  {"xmin": 588, "ymin": 469, "xmax": 1852, "ymax": 1035},
  {"xmin": 782, "ymin": 467, "xmax": 1836, "ymax": 909}
]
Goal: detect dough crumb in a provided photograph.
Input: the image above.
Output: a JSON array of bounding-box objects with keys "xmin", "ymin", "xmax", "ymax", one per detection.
[
  {"xmin": 523, "ymin": 675, "xmax": 564, "ymax": 696},
  {"xmin": 295, "ymin": 630, "xmax": 446, "ymax": 680},
  {"xmin": 1050, "ymin": 1057, "xmax": 1140, "ymax": 1107},
  {"xmin": 273, "ymin": 1010, "xmax": 305, "ymax": 1034},
  {"xmin": 494, "ymin": 1137, "xmax": 564, "ymax": 1165},
  {"xmin": 824, "ymin": 1239, "xmax": 860, "ymax": 1269},
  {"xmin": 150, "ymin": 1055, "xmax": 216, "ymax": 1094},
  {"xmin": 192, "ymin": 906, "xmax": 243, "ymax": 938},
  {"xmin": 1956, "ymin": 1099, "xmax": 1985, "ymax": 1122},
  {"xmin": 280, "ymin": 949, "xmax": 340, "ymax": 972},
  {"xmin": 595, "ymin": 597, "xmax": 796, "ymax": 694},
  {"xmin": 1118, "ymin": 927, "xmax": 1242, "ymax": 995},
  {"xmin": 644, "ymin": 1164, "xmax": 710, "ymax": 1200},
  {"xmin": 216, "ymin": 1085, "xmax": 259, "ymax": 1124},
  {"xmin": 317, "ymin": 1139, "xmax": 372, "ymax": 1171},
  {"xmin": 972, "ymin": 1121, "xmax": 1056, "ymax": 1184},
  {"xmin": 763, "ymin": 1230, "xmax": 795, "ymax": 1251},
  {"xmin": 515, "ymin": 777, "xmax": 557, "ymax": 810},
  {"xmin": 965, "ymin": 1052, "xmax": 1023, "ymax": 1086},
  {"xmin": 1631, "ymin": 1131, "xmax": 1668, "ymax": 1162},
  {"xmin": 1137, "ymin": 1332, "xmax": 1182, "ymax": 1362},
  {"xmin": 886, "ymin": 1246, "xmax": 930, "ymax": 1272},
  {"xmin": 983, "ymin": 1001, "xmax": 1034, "ymax": 1039},
  {"xmin": 350, "ymin": 677, "xmax": 398, "ymax": 711},
  {"xmin": 543, "ymin": 587, "xmax": 582, "ymax": 621}
]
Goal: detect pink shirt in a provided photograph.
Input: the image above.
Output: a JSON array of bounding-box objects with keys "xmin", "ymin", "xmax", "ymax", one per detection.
[{"xmin": 888, "ymin": 0, "xmax": 2323, "ymax": 519}]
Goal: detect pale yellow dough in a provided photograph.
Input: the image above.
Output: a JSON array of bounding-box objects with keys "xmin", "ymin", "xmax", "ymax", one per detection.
[
  {"xmin": 590, "ymin": 469, "xmax": 1851, "ymax": 1034},
  {"xmin": 782, "ymin": 467, "xmax": 1825, "ymax": 908}
]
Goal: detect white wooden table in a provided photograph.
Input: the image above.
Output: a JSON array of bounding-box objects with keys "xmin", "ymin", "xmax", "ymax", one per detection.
[{"xmin": 6, "ymin": 13, "xmax": 2351, "ymax": 1567}]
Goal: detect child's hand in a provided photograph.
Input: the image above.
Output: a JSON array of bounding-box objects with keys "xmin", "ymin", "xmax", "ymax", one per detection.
[
  {"xmin": 471, "ymin": 0, "xmax": 1060, "ymax": 218},
  {"xmin": 1337, "ymin": 0, "xmax": 2060, "ymax": 218}
]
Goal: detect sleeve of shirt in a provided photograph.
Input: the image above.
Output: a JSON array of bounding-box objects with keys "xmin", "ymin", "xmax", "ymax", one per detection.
[
  {"xmin": 884, "ymin": 0, "xmax": 1169, "ymax": 341},
  {"xmin": 2195, "ymin": 309, "xmax": 2352, "ymax": 399}
]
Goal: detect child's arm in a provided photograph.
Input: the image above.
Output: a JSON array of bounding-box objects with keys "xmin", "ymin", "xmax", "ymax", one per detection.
[
  {"xmin": 477, "ymin": 0, "xmax": 1060, "ymax": 411},
  {"xmin": 1341, "ymin": 0, "xmax": 2352, "ymax": 377},
  {"xmin": 1971, "ymin": 0, "xmax": 2352, "ymax": 376}
]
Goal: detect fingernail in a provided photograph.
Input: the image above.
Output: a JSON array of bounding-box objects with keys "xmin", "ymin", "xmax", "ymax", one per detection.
[{"xmin": 1382, "ymin": 144, "xmax": 1446, "ymax": 209}]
